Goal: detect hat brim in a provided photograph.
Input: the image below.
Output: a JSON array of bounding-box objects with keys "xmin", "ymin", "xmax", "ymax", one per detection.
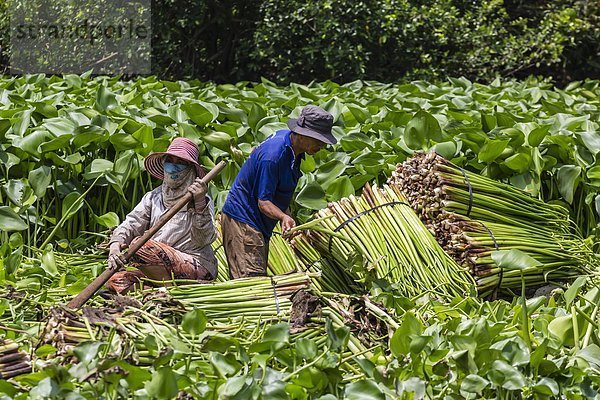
[
  {"xmin": 287, "ymin": 119, "xmax": 337, "ymax": 145},
  {"xmin": 144, "ymin": 153, "xmax": 206, "ymax": 180}
]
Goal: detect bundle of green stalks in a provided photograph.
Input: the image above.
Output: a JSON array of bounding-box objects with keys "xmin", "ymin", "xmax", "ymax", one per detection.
[
  {"xmin": 51, "ymin": 276, "xmax": 314, "ymax": 360},
  {"xmin": 211, "ymin": 216, "xmax": 358, "ymax": 293},
  {"xmin": 389, "ymin": 152, "xmax": 571, "ymax": 234},
  {"xmin": 267, "ymin": 233, "xmax": 310, "ymax": 275},
  {"xmin": 43, "ymin": 305, "xmax": 212, "ymax": 366},
  {"xmin": 289, "ymin": 233, "xmax": 359, "ymax": 294},
  {"xmin": 42, "ymin": 301, "xmax": 290, "ymax": 364},
  {"xmin": 46, "ymin": 274, "xmax": 312, "ymax": 349},
  {"xmin": 389, "ymin": 152, "xmax": 598, "ymax": 295},
  {"xmin": 303, "ymin": 183, "xmax": 475, "ymax": 299},
  {"xmin": 43, "ymin": 306, "xmax": 129, "ymax": 357},
  {"xmin": 40, "ymin": 277, "xmax": 379, "ymax": 374},
  {"xmin": 44, "ymin": 309, "xmax": 89, "ymax": 353},
  {"xmin": 164, "ymin": 273, "xmax": 312, "ymax": 324},
  {"xmin": 438, "ymin": 213, "xmax": 596, "ymax": 295},
  {"xmin": 0, "ymin": 339, "xmax": 31, "ymax": 379},
  {"xmin": 213, "ymin": 239, "xmax": 229, "ymax": 282}
]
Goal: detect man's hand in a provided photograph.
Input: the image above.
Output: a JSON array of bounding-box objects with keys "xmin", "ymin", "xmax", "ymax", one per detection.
[
  {"xmin": 189, "ymin": 177, "xmax": 208, "ymax": 210},
  {"xmin": 258, "ymin": 199, "xmax": 296, "ymax": 234},
  {"xmin": 108, "ymin": 242, "xmax": 126, "ymax": 270},
  {"xmin": 281, "ymin": 214, "xmax": 296, "ymax": 234}
]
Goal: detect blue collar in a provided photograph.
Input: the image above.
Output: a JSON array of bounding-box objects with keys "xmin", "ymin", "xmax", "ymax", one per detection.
[{"xmin": 284, "ymin": 129, "xmax": 293, "ymax": 147}]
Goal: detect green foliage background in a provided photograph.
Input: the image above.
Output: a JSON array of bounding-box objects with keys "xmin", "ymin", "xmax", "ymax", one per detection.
[
  {"xmin": 0, "ymin": 74, "xmax": 598, "ymax": 252},
  {"xmin": 0, "ymin": 0, "xmax": 598, "ymax": 83}
]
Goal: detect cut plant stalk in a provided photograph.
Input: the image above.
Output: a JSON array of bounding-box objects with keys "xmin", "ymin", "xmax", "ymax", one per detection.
[{"xmin": 0, "ymin": 340, "xmax": 31, "ymax": 379}]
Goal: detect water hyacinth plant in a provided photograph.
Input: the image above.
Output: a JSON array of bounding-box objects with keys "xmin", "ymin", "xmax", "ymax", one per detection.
[
  {"xmin": 0, "ymin": 74, "xmax": 598, "ymax": 397},
  {"xmin": 1, "ymin": 75, "xmax": 598, "ymax": 247}
]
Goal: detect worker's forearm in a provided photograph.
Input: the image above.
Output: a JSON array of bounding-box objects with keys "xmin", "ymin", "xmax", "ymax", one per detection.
[{"xmin": 258, "ymin": 200, "xmax": 287, "ymax": 221}]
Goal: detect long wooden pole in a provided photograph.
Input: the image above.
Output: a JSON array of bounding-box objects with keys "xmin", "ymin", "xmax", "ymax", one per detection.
[{"xmin": 66, "ymin": 160, "xmax": 227, "ymax": 309}]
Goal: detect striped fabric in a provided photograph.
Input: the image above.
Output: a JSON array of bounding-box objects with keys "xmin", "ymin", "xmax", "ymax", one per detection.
[{"xmin": 144, "ymin": 137, "xmax": 206, "ymax": 180}]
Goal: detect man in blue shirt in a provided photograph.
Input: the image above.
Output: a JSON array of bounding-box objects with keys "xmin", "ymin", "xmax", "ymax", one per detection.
[{"xmin": 222, "ymin": 105, "xmax": 337, "ymax": 278}]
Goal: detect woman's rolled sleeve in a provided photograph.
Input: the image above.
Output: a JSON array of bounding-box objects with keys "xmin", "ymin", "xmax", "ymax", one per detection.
[{"xmin": 109, "ymin": 192, "xmax": 152, "ymax": 246}]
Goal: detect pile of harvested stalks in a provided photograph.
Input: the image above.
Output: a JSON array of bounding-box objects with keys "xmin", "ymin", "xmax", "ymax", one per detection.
[
  {"xmin": 389, "ymin": 152, "xmax": 597, "ymax": 295},
  {"xmin": 299, "ymin": 183, "xmax": 475, "ymax": 299}
]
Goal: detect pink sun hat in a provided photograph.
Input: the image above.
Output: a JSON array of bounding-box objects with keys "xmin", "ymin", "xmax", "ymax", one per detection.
[{"xmin": 144, "ymin": 137, "xmax": 206, "ymax": 180}]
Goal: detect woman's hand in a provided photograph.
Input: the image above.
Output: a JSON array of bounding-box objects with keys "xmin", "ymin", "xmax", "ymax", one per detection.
[
  {"xmin": 189, "ymin": 177, "xmax": 208, "ymax": 211},
  {"xmin": 108, "ymin": 242, "xmax": 126, "ymax": 270}
]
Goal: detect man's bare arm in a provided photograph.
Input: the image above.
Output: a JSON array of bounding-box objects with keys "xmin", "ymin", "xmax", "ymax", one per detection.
[{"xmin": 258, "ymin": 200, "xmax": 296, "ymax": 233}]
